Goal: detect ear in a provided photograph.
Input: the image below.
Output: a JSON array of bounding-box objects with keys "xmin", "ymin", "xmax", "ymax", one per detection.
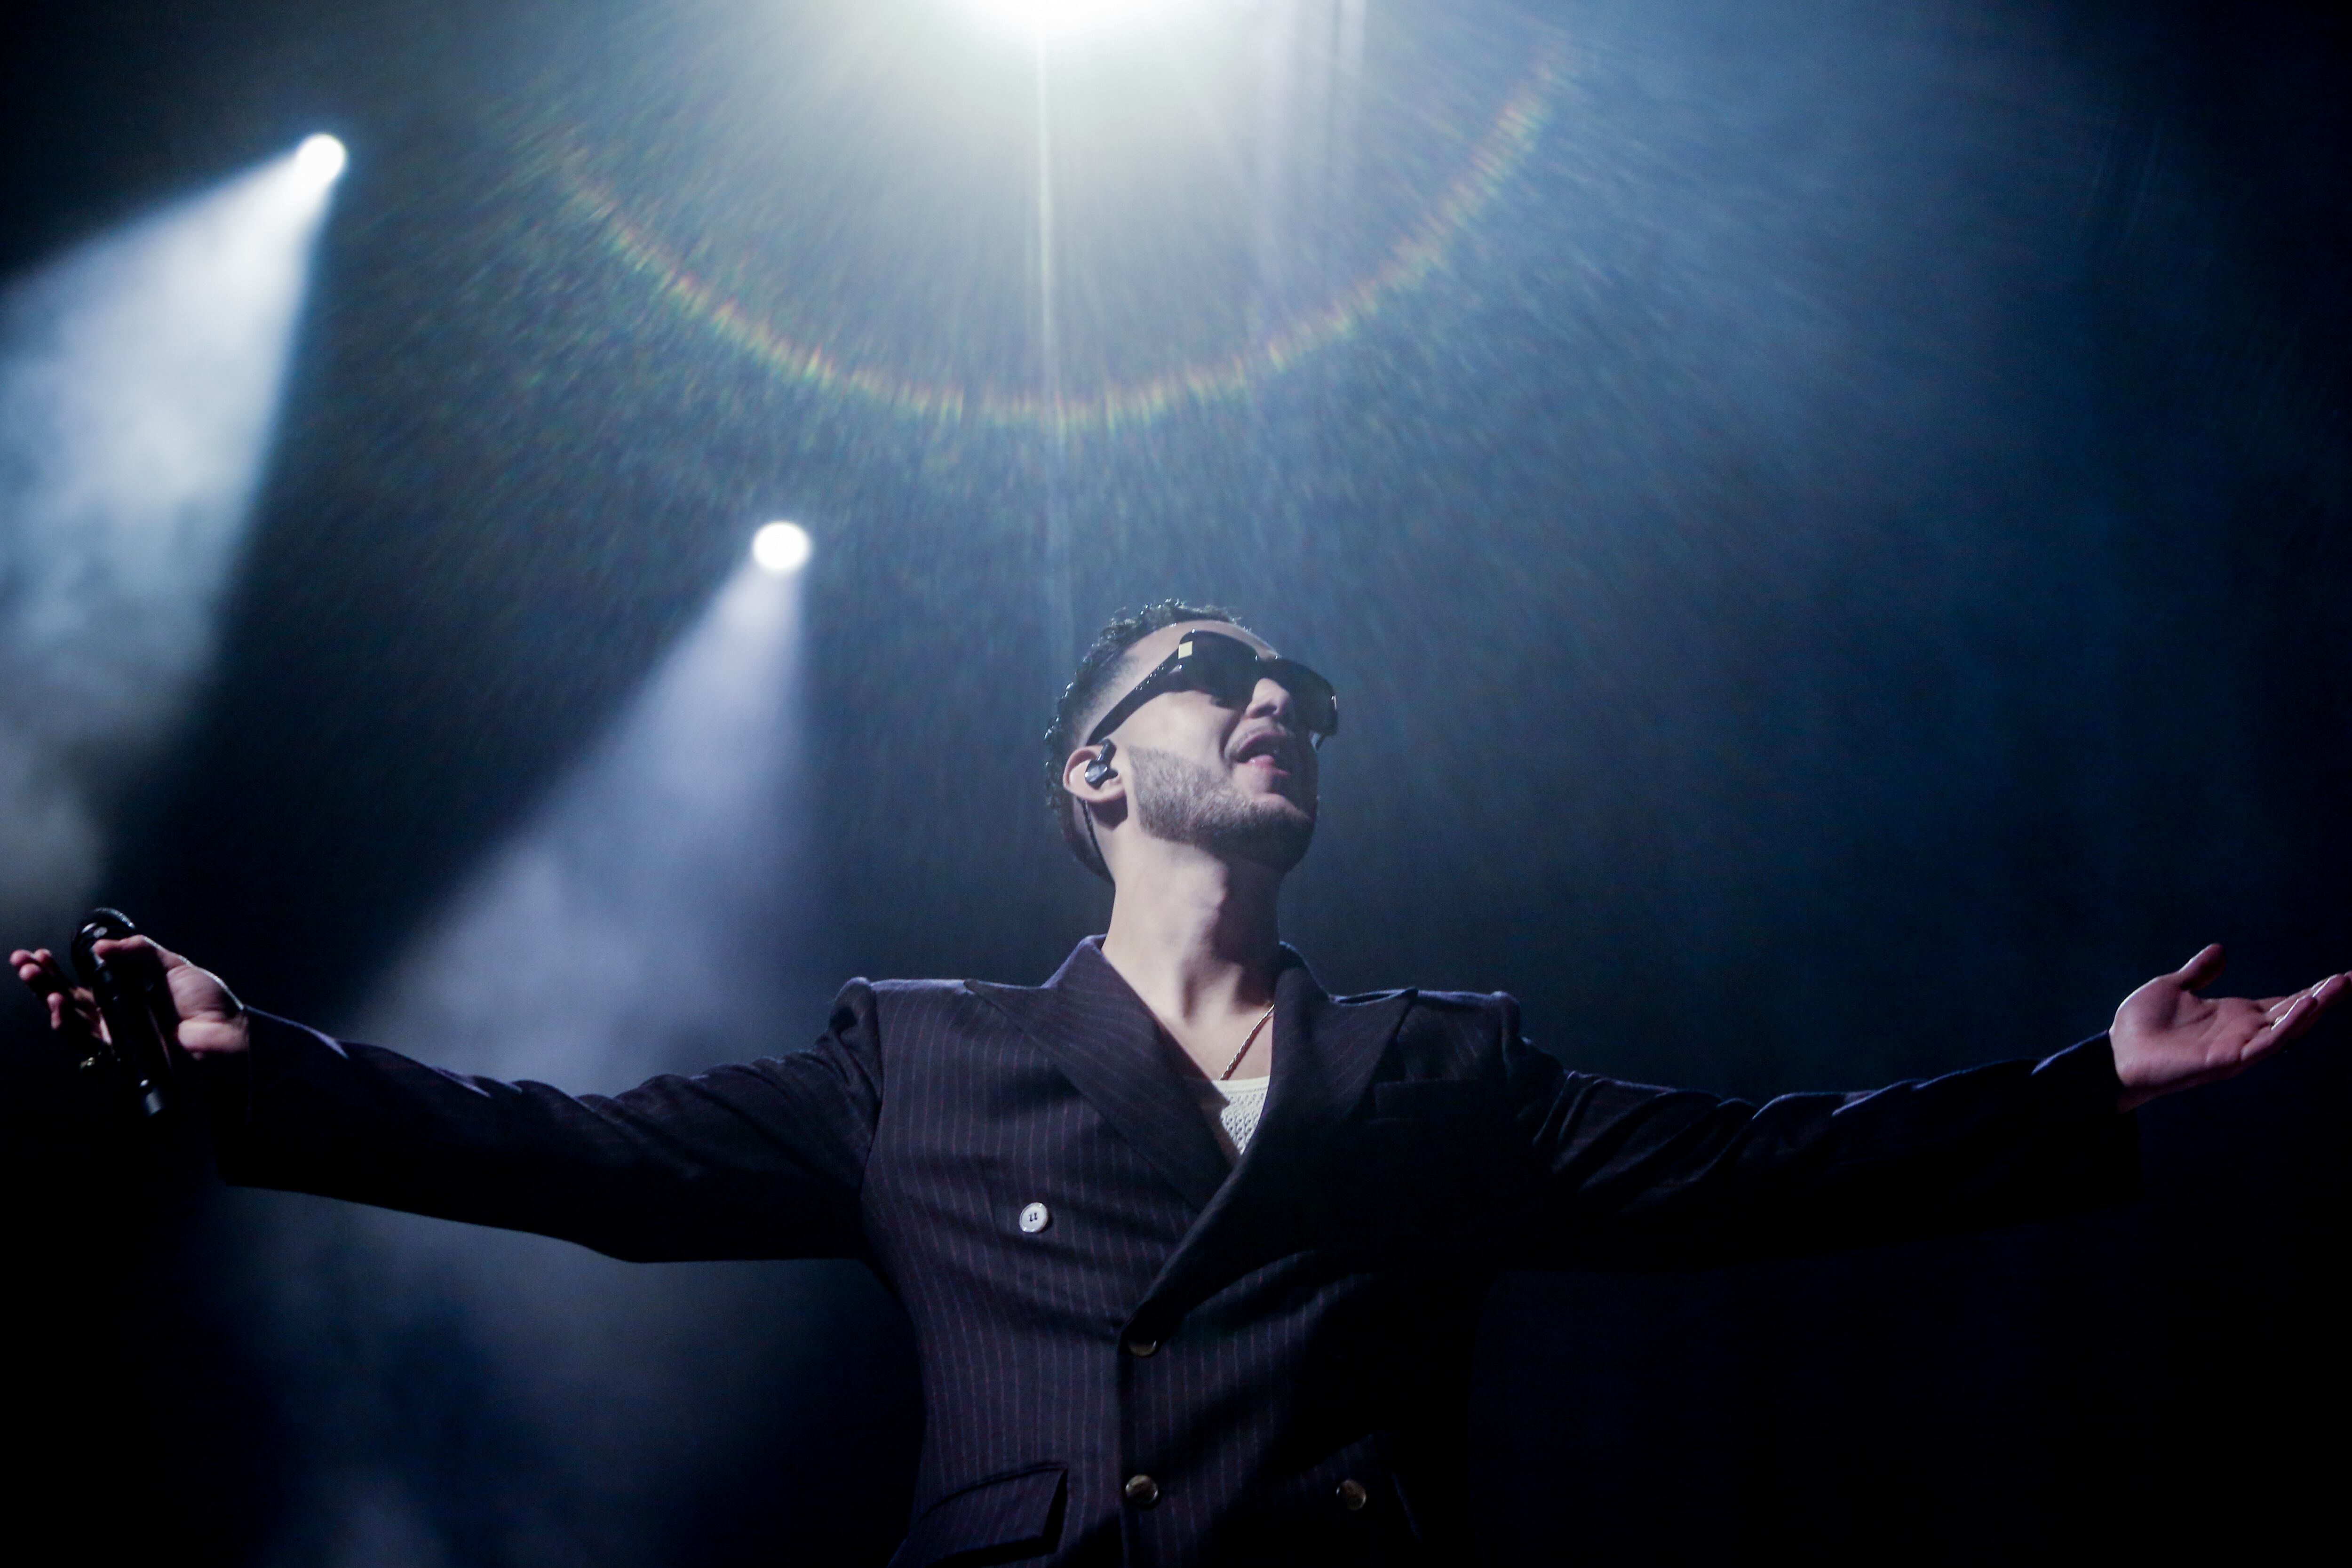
[{"xmin": 1064, "ymin": 745, "xmax": 1123, "ymax": 807}]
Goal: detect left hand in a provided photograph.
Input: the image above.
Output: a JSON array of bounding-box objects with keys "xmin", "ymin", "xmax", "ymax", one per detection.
[{"xmin": 2110, "ymin": 944, "xmax": 2347, "ymax": 1112}]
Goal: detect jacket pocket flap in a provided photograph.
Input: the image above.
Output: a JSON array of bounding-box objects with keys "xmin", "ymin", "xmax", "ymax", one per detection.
[{"xmin": 890, "ymin": 1463, "xmax": 1068, "ymax": 1568}]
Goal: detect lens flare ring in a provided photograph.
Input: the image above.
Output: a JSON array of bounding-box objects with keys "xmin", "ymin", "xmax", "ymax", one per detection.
[{"xmin": 542, "ymin": 46, "xmax": 1566, "ymax": 436}]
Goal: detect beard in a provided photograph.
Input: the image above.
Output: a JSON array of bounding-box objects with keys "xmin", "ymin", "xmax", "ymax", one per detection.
[{"xmin": 1124, "ymin": 745, "xmax": 1316, "ymax": 873}]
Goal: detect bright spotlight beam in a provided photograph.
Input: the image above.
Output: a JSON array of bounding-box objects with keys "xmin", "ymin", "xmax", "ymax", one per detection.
[
  {"xmin": 238, "ymin": 561, "xmax": 817, "ymax": 1560},
  {"xmin": 0, "ymin": 136, "xmax": 342, "ymax": 930},
  {"xmin": 353, "ymin": 559, "xmax": 808, "ymax": 1084}
]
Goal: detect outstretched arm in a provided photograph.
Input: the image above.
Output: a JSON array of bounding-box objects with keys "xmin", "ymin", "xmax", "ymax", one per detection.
[
  {"xmin": 14, "ymin": 938, "xmax": 883, "ymax": 1264},
  {"xmin": 1504, "ymin": 947, "xmax": 2344, "ymax": 1267}
]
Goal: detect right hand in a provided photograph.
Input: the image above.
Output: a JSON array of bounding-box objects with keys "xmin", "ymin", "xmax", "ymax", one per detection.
[{"xmin": 12, "ymin": 937, "xmax": 250, "ymax": 1058}]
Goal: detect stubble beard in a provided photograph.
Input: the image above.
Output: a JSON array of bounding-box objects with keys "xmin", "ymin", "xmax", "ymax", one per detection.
[{"xmin": 1124, "ymin": 746, "xmax": 1316, "ymax": 873}]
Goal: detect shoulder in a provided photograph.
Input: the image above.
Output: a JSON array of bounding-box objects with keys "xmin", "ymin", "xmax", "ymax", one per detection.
[
  {"xmin": 831, "ymin": 977, "xmax": 1026, "ymax": 1039},
  {"xmin": 860, "ymin": 978, "xmax": 975, "ymax": 1000},
  {"xmin": 823, "ymin": 977, "xmax": 978, "ymax": 1003},
  {"xmin": 1393, "ymin": 987, "xmax": 1519, "ymax": 1033},
  {"xmin": 1398, "ymin": 986, "xmax": 1516, "ymax": 1016},
  {"xmin": 804, "ymin": 979, "xmax": 1009, "ymax": 1089},
  {"xmin": 808, "ymin": 977, "xmax": 977, "ymax": 1044},
  {"xmin": 1338, "ymin": 987, "xmax": 1523, "ymax": 1079},
  {"xmin": 826, "ymin": 976, "xmax": 994, "ymax": 1026},
  {"xmin": 1320, "ymin": 984, "xmax": 1521, "ymax": 1037}
]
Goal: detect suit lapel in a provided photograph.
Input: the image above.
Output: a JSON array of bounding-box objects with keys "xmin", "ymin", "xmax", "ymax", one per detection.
[
  {"xmin": 1136, "ymin": 955, "xmax": 1414, "ymax": 1321},
  {"xmin": 966, "ymin": 939, "xmax": 1231, "ymax": 1214}
]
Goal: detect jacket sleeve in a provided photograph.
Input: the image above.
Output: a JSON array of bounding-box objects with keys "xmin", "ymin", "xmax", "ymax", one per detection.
[
  {"xmin": 1499, "ymin": 1010, "xmax": 2141, "ymax": 1268},
  {"xmin": 198, "ymin": 982, "xmax": 885, "ymax": 1263}
]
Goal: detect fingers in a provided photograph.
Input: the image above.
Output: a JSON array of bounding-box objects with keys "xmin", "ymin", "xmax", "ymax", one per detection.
[
  {"xmin": 2248, "ymin": 973, "xmax": 2350, "ymax": 1059},
  {"xmin": 12, "ymin": 946, "xmax": 101, "ymax": 1042},
  {"xmin": 2261, "ymin": 975, "xmax": 2335, "ymax": 1029},
  {"xmin": 2258, "ymin": 973, "xmax": 2333, "ymax": 1034},
  {"xmin": 2172, "ymin": 943, "xmax": 2227, "ymax": 992},
  {"xmin": 12, "ymin": 947, "xmax": 70, "ymax": 995},
  {"xmin": 90, "ymin": 934, "xmax": 178, "ymax": 968},
  {"xmin": 2250, "ymin": 972, "xmax": 2350, "ymax": 1025},
  {"xmin": 2257, "ymin": 994, "xmax": 2307, "ymax": 1043},
  {"xmin": 177, "ymin": 1015, "xmax": 250, "ymax": 1057}
]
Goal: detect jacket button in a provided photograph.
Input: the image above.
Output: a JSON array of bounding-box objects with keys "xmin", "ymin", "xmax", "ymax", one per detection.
[
  {"xmin": 1018, "ymin": 1202, "xmax": 1050, "ymax": 1234},
  {"xmin": 1335, "ymin": 1478, "xmax": 1368, "ymax": 1512},
  {"xmin": 1123, "ymin": 1474, "xmax": 1161, "ymax": 1508},
  {"xmin": 1125, "ymin": 1336, "xmax": 1160, "ymax": 1357}
]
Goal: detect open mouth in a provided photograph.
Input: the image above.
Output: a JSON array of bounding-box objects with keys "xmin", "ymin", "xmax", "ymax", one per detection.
[{"xmin": 1232, "ymin": 730, "xmax": 1300, "ymax": 775}]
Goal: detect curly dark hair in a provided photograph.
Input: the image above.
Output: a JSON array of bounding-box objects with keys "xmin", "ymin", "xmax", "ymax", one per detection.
[{"xmin": 1044, "ymin": 599, "xmax": 1245, "ymax": 882}]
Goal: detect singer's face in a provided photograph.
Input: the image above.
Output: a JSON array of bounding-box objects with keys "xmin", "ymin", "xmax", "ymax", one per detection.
[{"xmin": 1087, "ymin": 622, "xmax": 1320, "ymax": 869}]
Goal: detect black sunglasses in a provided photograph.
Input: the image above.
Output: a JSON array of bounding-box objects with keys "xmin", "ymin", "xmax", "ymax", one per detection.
[{"xmin": 1087, "ymin": 630, "xmax": 1339, "ymax": 747}]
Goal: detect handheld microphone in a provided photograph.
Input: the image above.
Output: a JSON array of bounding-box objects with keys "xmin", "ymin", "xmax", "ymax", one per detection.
[{"xmin": 70, "ymin": 907, "xmax": 179, "ymax": 1118}]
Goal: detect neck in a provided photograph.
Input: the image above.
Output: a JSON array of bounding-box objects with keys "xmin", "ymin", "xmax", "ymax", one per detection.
[{"xmin": 1099, "ymin": 840, "xmax": 1285, "ymax": 1032}]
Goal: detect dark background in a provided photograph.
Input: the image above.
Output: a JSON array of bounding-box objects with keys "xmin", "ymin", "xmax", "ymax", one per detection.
[{"xmin": 3, "ymin": 0, "xmax": 2348, "ymax": 1560}]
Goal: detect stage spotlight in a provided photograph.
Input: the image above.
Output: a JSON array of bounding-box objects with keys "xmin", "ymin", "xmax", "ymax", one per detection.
[
  {"xmin": 752, "ymin": 519, "xmax": 811, "ymax": 574},
  {"xmin": 293, "ymin": 134, "xmax": 348, "ymax": 189}
]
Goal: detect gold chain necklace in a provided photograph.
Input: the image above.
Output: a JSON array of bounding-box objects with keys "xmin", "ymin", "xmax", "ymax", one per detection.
[{"xmin": 1219, "ymin": 1001, "xmax": 1278, "ymax": 1082}]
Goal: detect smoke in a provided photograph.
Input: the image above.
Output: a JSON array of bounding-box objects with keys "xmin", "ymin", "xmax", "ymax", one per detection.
[{"xmin": 0, "ymin": 147, "xmax": 338, "ymax": 932}]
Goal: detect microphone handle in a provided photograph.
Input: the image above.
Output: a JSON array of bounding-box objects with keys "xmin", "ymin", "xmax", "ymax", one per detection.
[{"xmin": 85, "ymin": 943, "xmax": 178, "ymax": 1119}]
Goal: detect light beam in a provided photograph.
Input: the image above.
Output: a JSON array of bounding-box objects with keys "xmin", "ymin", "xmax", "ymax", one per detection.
[
  {"xmin": 0, "ymin": 137, "xmax": 343, "ymax": 931},
  {"xmin": 242, "ymin": 558, "xmax": 835, "ymax": 1562},
  {"xmin": 355, "ymin": 559, "xmax": 808, "ymax": 1083}
]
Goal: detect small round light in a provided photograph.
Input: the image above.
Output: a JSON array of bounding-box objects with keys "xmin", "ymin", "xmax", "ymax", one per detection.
[
  {"xmin": 752, "ymin": 520, "xmax": 811, "ymax": 574},
  {"xmin": 294, "ymin": 134, "xmax": 348, "ymax": 187}
]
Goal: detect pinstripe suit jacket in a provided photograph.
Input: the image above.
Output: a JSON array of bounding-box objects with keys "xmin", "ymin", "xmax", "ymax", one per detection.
[{"xmin": 208, "ymin": 938, "xmax": 2137, "ymax": 1566}]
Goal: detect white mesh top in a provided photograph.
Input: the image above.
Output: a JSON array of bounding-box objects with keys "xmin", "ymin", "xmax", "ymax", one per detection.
[{"xmin": 1197, "ymin": 1074, "xmax": 1270, "ymax": 1164}]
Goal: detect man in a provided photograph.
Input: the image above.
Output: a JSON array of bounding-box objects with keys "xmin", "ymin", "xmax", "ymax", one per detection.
[{"xmin": 15, "ymin": 600, "xmax": 2346, "ymax": 1566}]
